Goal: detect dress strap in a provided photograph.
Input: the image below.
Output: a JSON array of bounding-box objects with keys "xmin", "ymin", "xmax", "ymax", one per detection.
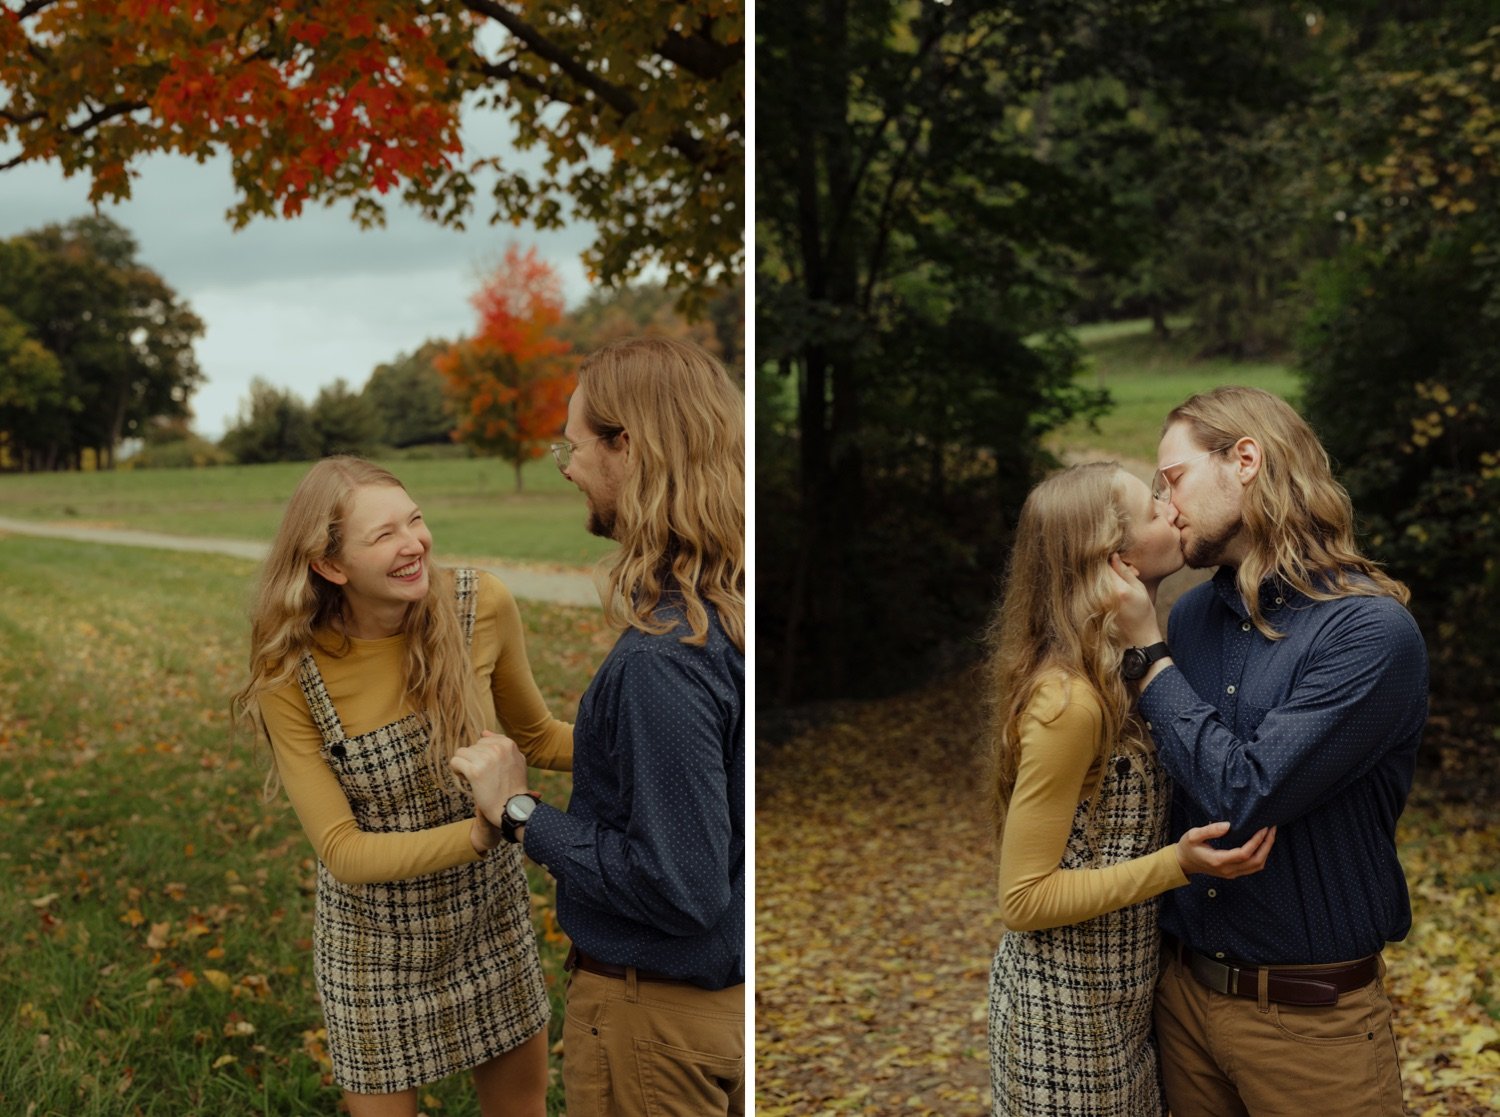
[
  {"xmin": 455, "ymin": 568, "xmax": 478, "ymax": 646},
  {"xmin": 295, "ymin": 653, "xmax": 347, "ymax": 745}
]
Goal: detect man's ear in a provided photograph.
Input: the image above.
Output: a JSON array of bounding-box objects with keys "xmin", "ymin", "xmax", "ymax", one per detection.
[
  {"xmin": 310, "ymin": 558, "xmax": 348, "ymax": 586},
  {"xmin": 1233, "ymin": 436, "xmax": 1263, "ymax": 485}
]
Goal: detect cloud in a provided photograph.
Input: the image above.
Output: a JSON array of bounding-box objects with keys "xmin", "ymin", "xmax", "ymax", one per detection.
[{"xmin": 0, "ymin": 112, "xmax": 599, "ymax": 439}]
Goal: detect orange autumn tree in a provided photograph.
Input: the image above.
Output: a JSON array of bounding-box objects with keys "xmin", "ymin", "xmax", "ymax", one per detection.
[
  {"xmin": 438, "ymin": 245, "xmax": 575, "ymax": 492},
  {"xmin": 0, "ymin": 1, "xmax": 743, "ymax": 299}
]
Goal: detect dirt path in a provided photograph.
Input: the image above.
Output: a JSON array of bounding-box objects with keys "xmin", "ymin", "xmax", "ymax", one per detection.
[{"xmin": 0, "ymin": 515, "xmax": 599, "ymax": 607}]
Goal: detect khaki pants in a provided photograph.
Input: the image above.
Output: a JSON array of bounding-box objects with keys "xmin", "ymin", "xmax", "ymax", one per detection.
[
  {"xmin": 562, "ymin": 967, "xmax": 745, "ymax": 1117},
  {"xmin": 1154, "ymin": 944, "xmax": 1405, "ymax": 1117}
]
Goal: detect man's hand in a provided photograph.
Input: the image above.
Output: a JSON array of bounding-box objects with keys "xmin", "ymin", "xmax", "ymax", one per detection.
[
  {"xmin": 1108, "ymin": 553, "xmax": 1163, "ymax": 648},
  {"xmin": 450, "ymin": 732, "xmax": 530, "ymax": 827}
]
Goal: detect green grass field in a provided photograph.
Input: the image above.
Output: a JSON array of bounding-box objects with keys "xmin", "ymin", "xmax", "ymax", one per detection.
[
  {"xmin": 0, "ymin": 458, "xmax": 615, "ymax": 568},
  {"xmin": 1050, "ymin": 324, "xmax": 1301, "ymax": 462},
  {"xmin": 0, "ymin": 537, "xmax": 612, "ymax": 1115}
]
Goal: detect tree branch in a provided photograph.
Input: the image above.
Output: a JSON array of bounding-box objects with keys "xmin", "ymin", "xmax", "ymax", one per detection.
[
  {"xmin": 461, "ymin": 0, "xmax": 639, "ymax": 120},
  {"xmin": 472, "ymin": 48, "xmax": 709, "ymax": 166},
  {"xmin": 657, "ymin": 25, "xmax": 740, "ymax": 81},
  {"xmin": 66, "ymin": 99, "xmax": 150, "ymax": 137}
]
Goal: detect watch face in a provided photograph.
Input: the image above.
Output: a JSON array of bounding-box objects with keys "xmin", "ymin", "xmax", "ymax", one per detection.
[
  {"xmin": 506, "ymin": 795, "xmax": 538, "ymax": 823},
  {"xmin": 1122, "ymin": 648, "xmax": 1146, "ymax": 680}
]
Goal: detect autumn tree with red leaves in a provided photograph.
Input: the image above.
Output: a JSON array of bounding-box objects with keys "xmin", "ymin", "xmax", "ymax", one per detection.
[
  {"xmin": 438, "ymin": 245, "xmax": 575, "ymax": 492},
  {"xmin": 0, "ymin": 0, "xmax": 743, "ymax": 301}
]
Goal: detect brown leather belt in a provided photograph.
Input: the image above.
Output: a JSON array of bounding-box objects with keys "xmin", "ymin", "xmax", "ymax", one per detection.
[
  {"xmin": 1167, "ymin": 935, "xmax": 1379, "ymax": 1007},
  {"xmin": 564, "ymin": 944, "xmax": 689, "ymax": 985}
]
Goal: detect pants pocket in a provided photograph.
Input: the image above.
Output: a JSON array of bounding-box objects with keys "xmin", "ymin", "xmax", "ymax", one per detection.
[{"xmin": 635, "ymin": 1037, "xmax": 743, "ymax": 1117}]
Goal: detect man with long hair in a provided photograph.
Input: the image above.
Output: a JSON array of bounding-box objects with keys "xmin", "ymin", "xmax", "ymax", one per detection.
[
  {"xmin": 1109, "ymin": 386, "xmax": 1426, "ymax": 1116},
  {"xmin": 452, "ymin": 336, "xmax": 746, "ymax": 1116}
]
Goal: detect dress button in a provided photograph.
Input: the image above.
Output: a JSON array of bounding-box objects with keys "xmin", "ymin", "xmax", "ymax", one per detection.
[
  {"xmin": 330, "ymin": 744, "xmax": 347, "ymax": 759},
  {"xmin": 1116, "ymin": 757, "xmax": 1132, "ymax": 777},
  {"xmin": 1226, "ymin": 685, "xmax": 1236, "ymax": 695}
]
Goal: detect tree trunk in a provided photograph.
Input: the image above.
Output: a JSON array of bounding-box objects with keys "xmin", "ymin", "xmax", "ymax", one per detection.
[{"xmin": 1149, "ymin": 297, "xmax": 1171, "ymax": 340}]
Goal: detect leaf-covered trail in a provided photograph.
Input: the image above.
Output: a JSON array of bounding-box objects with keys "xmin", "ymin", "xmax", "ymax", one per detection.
[
  {"xmin": 756, "ymin": 673, "xmax": 1001, "ymax": 1115},
  {"xmin": 755, "ymin": 675, "xmax": 1500, "ymax": 1116}
]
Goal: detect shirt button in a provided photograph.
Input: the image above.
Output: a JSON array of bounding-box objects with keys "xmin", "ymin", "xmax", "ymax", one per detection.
[
  {"xmin": 1241, "ymin": 622, "xmax": 1252, "ymax": 632},
  {"xmin": 1275, "ymin": 597, "xmax": 1285, "ymax": 605},
  {"xmin": 1215, "ymin": 951, "xmax": 1226, "ymax": 959},
  {"xmin": 1207, "ymin": 888, "xmax": 1217, "ymax": 898},
  {"xmin": 1145, "ymin": 721, "xmax": 1153, "ymax": 731},
  {"xmin": 1226, "ymin": 685, "xmax": 1236, "ymax": 695}
]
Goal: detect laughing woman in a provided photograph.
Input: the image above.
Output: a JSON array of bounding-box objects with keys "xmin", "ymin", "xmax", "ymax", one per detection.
[
  {"xmin": 233, "ymin": 456, "xmax": 571, "ymax": 1117},
  {"xmin": 983, "ymin": 462, "xmax": 1274, "ymax": 1117}
]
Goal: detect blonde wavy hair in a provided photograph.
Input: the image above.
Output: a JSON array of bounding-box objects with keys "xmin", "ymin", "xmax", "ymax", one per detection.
[
  {"xmin": 1165, "ymin": 386, "xmax": 1409, "ymax": 639},
  {"xmin": 578, "ymin": 336, "xmax": 745, "ymax": 652},
  {"xmin": 982, "ymin": 463, "xmax": 1147, "ymax": 842},
  {"xmin": 232, "ymin": 457, "xmax": 485, "ymax": 795}
]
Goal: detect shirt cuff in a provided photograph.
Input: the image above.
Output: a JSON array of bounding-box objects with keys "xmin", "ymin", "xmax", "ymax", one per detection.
[
  {"xmin": 1138, "ymin": 664, "xmax": 1198, "ymax": 739},
  {"xmin": 522, "ymin": 801, "xmax": 590, "ymax": 877}
]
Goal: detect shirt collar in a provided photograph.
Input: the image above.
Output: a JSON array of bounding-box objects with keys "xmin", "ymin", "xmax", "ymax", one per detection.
[{"xmin": 1211, "ymin": 565, "xmax": 1295, "ymax": 620}]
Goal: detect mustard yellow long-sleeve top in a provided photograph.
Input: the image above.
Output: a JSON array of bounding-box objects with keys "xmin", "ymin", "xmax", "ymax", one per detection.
[
  {"xmin": 260, "ymin": 571, "xmax": 573, "ymax": 886},
  {"xmin": 998, "ymin": 678, "xmax": 1188, "ymax": 931}
]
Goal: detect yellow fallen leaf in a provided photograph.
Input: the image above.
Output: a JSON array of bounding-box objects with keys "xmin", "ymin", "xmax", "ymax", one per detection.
[
  {"xmin": 202, "ymin": 970, "xmax": 233, "ymax": 993},
  {"xmin": 145, "ymin": 922, "xmax": 171, "ymax": 950}
]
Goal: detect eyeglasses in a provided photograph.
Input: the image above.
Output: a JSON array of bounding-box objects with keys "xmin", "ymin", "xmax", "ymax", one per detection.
[
  {"xmin": 549, "ymin": 434, "xmax": 609, "ymax": 471},
  {"xmin": 1151, "ymin": 446, "xmax": 1231, "ymax": 503}
]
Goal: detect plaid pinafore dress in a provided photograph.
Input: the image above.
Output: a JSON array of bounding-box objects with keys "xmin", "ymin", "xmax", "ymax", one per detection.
[
  {"xmin": 988, "ymin": 734, "xmax": 1172, "ymax": 1117},
  {"xmin": 296, "ymin": 569, "xmax": 549, "ymax": 1093}
]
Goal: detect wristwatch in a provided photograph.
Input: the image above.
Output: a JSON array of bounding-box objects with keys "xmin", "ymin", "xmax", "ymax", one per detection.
[
  {"xmin": 1121, "ymin": 642, "xmax": 1170, "ymax": 681},
  {"xmin": 501, "ymin": 792, "xmax": 541, "ymax": 844}
]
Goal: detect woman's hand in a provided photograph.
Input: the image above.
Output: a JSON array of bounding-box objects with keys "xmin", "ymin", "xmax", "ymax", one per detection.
[
  {"xmin": 468, "ymin": 811, "xmax": 504, "ymax": 855},
  {"xmin": 1175, "ymin": 820, "xmax": 1277, "ymax": 879},
  {"xmin": 450, "ymin": 732, "xmax": 529, "ymax": 826},
  {"xmin": 1108, "ymin": 553, "xmax": 1163, "ymax": 648}
]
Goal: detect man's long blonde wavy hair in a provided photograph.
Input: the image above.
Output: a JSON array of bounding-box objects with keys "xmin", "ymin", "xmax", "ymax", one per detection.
[
  {"xmin": 1166, "ymin": 386, "xmax": 1408, "ymax": 639},
  {"xmin": 982, "ymin": 463, "xmax": 1147, "ymax": 842},
  {"xmin": 232, "ymin": 457, "xmax": 485, "ymax": 795},
  {"xmin": 579, "ymin": 336, "xmax": 745, "ymax": 652}
]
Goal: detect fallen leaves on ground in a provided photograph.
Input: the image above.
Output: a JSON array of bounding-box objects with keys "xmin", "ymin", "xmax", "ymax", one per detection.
[
  {"xmin": 757, "ymin": 672, "xmax": 1001, "ymax": 1115},
  {"xmin": 756, "ymin": 672, "xmax": 1500, "ymax": 1116}
]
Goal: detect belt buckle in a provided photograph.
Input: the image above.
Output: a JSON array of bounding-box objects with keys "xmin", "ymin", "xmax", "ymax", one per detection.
[{"xmin": 1193, "ymin": 952, "xmax": 1237, "ymax": 995}]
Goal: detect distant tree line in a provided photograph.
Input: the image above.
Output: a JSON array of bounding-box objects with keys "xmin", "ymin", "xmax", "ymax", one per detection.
[
  {"xmin": 759, "ymin": 0, "xmax": 1500, "ymax": 728},
  {"xmin": 1, "ymin": 214, "xmax": 743, "ymax": 488}
]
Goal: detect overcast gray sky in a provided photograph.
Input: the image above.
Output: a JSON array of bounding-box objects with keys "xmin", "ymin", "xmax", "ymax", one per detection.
[{"xmin": 0, "ymin": 106, "xmax": 598, "ymax": 439}]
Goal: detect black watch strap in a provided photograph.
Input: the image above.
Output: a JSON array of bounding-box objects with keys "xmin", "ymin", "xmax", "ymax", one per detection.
[{"xmin": 1122, "ymin": 641, "xmax": 1170, "ymax": 681}]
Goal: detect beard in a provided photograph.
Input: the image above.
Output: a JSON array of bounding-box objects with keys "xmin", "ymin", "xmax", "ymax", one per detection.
[
  {"xmin": 1183, "ymin": 514, "xmax": 1241, "ymax": 569},
  {"xmin": 586, "ymin": 504, "xmax": 618, "ymax": 540}
]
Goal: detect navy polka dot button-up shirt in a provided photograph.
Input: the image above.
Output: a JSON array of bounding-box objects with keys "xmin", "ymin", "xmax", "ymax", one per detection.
[
  {"xmin": 1139, "ymin": 567, "xmax": 1428, "ymax": 965},
  {"xmin": 524, "ymin": 602, "xmax": 744, "ymax": 990}
]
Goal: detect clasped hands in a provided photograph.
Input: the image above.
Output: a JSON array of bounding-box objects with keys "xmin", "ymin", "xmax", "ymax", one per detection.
[{"xmin": 451, "ymin": 732, "xmax": 530, "ymax": 854}]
